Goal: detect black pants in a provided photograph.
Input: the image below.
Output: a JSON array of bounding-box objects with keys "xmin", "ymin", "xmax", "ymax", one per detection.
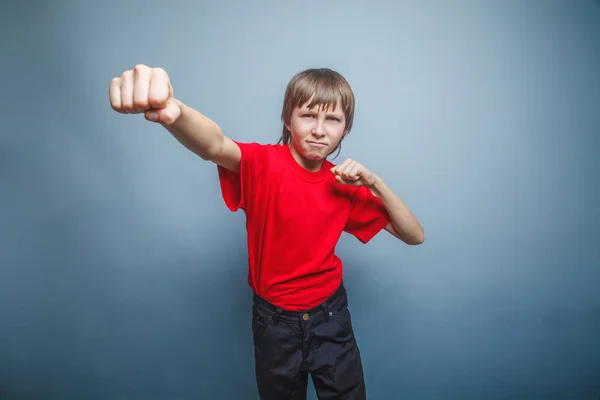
[{"xmin": 252, "ymin": 283, "xmax": 366, "ymax": 400}]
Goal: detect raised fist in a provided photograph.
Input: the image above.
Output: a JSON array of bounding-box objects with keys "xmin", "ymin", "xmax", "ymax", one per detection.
[{"xmin": 109, "ymin": 65, "xmax": 181, "ymax": 125}]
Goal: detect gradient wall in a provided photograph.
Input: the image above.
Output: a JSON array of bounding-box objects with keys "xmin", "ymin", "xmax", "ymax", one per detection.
[{"xmin": 1, "ymin": 1, "xmax": 599, "ymax": 399}]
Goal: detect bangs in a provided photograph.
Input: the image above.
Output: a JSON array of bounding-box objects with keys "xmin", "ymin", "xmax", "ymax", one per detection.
[{"xmin": 291, "ymin": 74, "xmax": 345, "ymax": 112}]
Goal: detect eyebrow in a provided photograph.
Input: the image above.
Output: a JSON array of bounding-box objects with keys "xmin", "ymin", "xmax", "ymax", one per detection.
[{"xmin": 302, "ymin": 110, "xmax": 344, "ymax": 118}]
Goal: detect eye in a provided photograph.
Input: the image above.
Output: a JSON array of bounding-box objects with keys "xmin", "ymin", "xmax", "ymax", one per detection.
[
  {"xmin": 327, "ymin": 117, "xmax": 341, "ymax": 122},
  {"xmin": 303, "ymin": 114, "xmax": 315, "ymax": 118}
]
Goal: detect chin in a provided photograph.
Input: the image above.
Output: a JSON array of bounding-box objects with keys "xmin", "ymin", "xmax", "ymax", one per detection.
[{"xmin": 303, "ymin": 149, "xmax": 327, "ymax": 160}]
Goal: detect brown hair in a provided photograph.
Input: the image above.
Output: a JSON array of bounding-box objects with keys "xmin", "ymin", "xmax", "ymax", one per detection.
[{"xmin": 278, "ymin": 68, "xmax": 355, "ymax": 158}]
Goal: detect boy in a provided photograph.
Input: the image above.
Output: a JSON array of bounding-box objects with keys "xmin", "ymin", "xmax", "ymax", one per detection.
[{"xmin": 109, "ymin": 65, "xmax": 424, "ymax": 399}]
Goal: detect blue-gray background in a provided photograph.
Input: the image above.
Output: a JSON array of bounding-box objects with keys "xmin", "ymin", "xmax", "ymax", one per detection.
[{"xmin": 1, "ymin": 0, "xmax": 599, "ymax": 399}]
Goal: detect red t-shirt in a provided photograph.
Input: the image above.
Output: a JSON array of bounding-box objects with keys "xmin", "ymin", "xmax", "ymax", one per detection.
[{"xmin": 217, "ymin": 142, "xmax": 390, "ymax": 311}]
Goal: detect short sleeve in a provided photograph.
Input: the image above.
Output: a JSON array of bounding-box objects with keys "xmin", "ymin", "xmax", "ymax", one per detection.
[
  {"xmin": 344, "ymin": 186, "xmax": 391, "ymax": 243},
  {"xmin": 217, "ymin": 141, "xmax": 267, "ymax": 212}
]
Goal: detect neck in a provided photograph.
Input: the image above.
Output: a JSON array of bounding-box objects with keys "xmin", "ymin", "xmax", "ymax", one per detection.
[{"xmin": 288, "ymin": 143, "xmax": 323, "ymax": 172}]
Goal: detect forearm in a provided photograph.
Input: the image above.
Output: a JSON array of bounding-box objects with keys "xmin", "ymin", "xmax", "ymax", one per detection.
[
  {"xmin": 370, "ymin": 177, "xmax": 424, "ymax": 244},
  {"xmin": 162, "ymin": 100, "xmax": 225, "ymax": 160}
]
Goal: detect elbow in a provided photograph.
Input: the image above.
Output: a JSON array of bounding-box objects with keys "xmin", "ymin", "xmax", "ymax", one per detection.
[
  {"xmin": 407, "ymin": 230, "xmax": 424, "ymax": 245},
  {"xmin": 390, "ymin": 223, "xmax": 424, "ymax": 245}
]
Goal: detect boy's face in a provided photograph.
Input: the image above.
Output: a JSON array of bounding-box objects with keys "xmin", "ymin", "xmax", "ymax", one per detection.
[{"xmin": 285, "ymin": 97, "xmax": 346, "ymax": 164}]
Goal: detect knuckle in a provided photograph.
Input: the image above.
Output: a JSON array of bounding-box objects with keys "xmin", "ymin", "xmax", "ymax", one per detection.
[
  {"xmin": 148, "ymin": 92, "xmax": 164, "ymax": 104},
  {"xmin": 134, "ymin": 64, "xmax": 151, "ymax": 78},
  {"xmin": 133, "ymin": 99, "xmax": 147, "ymax": 109},
  {"xmin": 153, "ymin": 67, "xmax": 169, "ymax": 80},
  {"xmin": 121, "ymin": 99, "xmax": 134, "ymax": 109},
  {"xmin": 133, "ymin": 99, "xmax": 151, "ymax": 111}
]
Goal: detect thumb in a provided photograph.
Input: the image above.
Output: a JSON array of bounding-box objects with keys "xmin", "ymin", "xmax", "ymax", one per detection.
[{"xmin": 144, "ymin": 98, "xmax": 181, "ymax": 125}]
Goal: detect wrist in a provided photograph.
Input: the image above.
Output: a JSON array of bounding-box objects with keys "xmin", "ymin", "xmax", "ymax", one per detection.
[{"xmin": 367, "ymin": 175, "xmax": 384, "ymax": 191}]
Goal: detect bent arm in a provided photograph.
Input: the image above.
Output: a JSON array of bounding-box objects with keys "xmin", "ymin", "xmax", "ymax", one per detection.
[
  {"xmin": 163, "ymin": 100, "xmax": 241, "ymax": 172},
  {"xmin": 370, "ymin": 178, "xmax": 424, "ymax": 245}
]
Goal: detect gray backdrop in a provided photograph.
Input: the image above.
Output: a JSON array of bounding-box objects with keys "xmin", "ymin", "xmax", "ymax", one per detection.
[{"xmin": 1, "ymin": 0, "xmax": 599, "ymax": 399}]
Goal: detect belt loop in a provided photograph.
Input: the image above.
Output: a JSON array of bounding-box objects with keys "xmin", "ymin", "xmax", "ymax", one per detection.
[{"xmin": 273, "ymin": 308, "xmax": 283, "ymax": 325}]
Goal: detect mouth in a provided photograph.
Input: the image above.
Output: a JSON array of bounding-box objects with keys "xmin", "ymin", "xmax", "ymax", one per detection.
[{"xmin": 307, "ymin": 141, "xmax": 327, "ymax": 148}]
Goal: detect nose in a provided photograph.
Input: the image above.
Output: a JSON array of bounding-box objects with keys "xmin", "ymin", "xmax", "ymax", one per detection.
[{"xmin": 312, "ymin": 120, "xmax": 326, "ymax": 137}]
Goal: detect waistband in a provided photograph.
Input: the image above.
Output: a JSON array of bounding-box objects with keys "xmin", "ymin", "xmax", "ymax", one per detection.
[{"xmin": 253, "ymin": 282, "xmax": 347, "ymax": 324}]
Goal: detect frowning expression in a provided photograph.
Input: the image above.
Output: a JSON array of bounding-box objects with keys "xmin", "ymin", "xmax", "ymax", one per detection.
[{"xmin": 285, "ymin": 97, "xmax": 347, "ymax": 167}]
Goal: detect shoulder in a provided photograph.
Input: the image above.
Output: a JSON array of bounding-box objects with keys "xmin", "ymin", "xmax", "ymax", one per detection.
[
  {"xmin": 235, "ymin": 141, "xmax": 284, "ymax": 152},
  {"xmin": 233, "ymin": 141, "xmax": 278, "ymax": 152},
  {"xmin": 234, "ymin": 141, "xmax": 284, "ymax": 161}
]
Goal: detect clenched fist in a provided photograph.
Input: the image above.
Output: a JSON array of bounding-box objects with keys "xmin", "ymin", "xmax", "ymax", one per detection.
[
  {"xmin": 330, "ymin": 158, "xmax": 381, "ymax": 188},
  {"xmin": 109, "ymin": 64, "xmax": 181, "ymax": 125}
]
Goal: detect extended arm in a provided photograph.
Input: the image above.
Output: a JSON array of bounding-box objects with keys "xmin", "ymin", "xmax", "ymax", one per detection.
[
  {"xmin": 162, "ymin": 100, "xmax": 241, "ymax": 172},
  {"xmin": 109, "ymin": 64, "xmax": 241, "ymax": 172}
]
